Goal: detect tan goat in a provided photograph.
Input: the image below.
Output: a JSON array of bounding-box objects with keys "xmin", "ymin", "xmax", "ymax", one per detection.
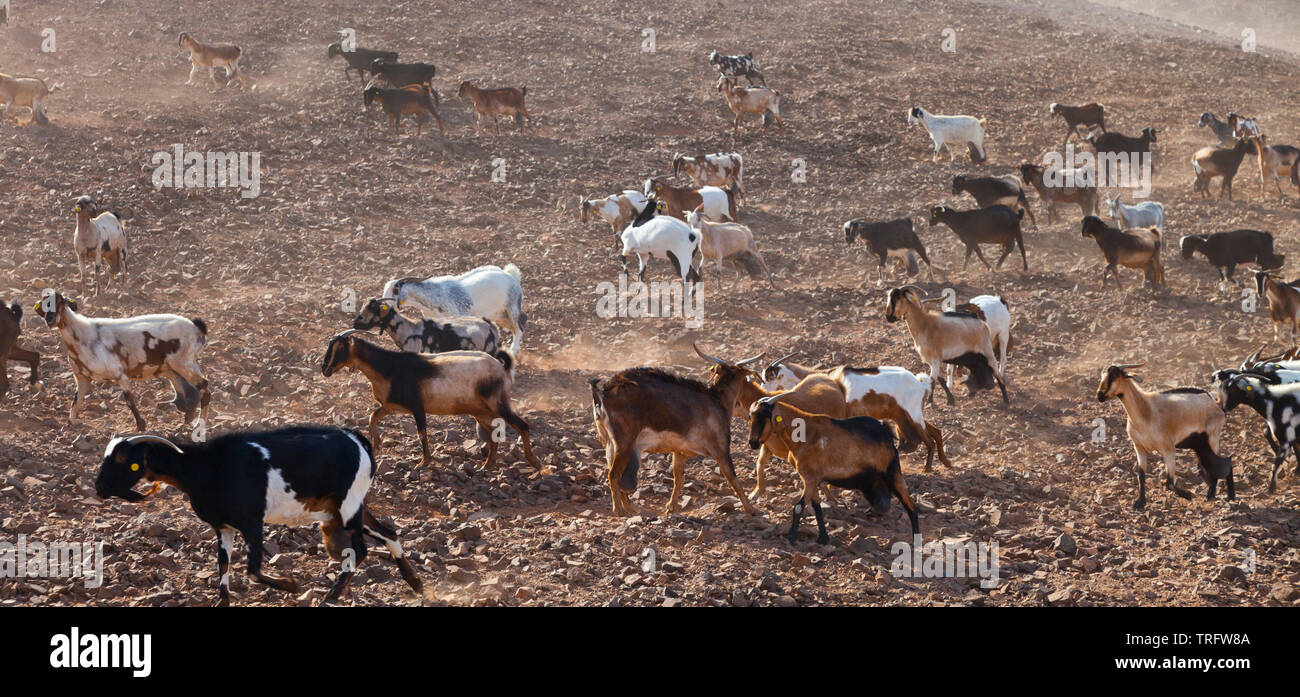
[
  {"xmin": 179, "ymin": 32, "xmax": 245, "ymax": 89},
  {"xmin": 686, "ymin": 211, "xmax": 775, "ymax": 289},
  {"xmin": 715, "ymin": 75, "xmax": 781, "ymax": 132},
  {"xmin": 457, "ymin": 81, "xmax": 531, "ymax": 134},
  {"xmin": 0, "ymin": 73, "xmax": 61, "ymax": 125}
]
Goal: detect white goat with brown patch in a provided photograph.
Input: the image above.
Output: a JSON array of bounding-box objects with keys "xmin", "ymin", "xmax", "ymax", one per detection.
[
  {"xmin": 672, "ymin": 152, "xmax": 745, "ymax": 199},
  {"xmin": 178, "ymin": 32, "xmax": 245, "ymax": 89},
  {"xmin": 580, "ymin": 189, "xmax": 648, "ymax": 243},
  {"xmin": 71, "ymin": 195, "xmax": 128, "ymax": 295}
]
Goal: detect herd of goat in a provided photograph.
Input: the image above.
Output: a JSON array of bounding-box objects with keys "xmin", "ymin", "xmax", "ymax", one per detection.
[{"xmin": 3, "ymin": 28, "xmax": 1300, "ymax": 605}]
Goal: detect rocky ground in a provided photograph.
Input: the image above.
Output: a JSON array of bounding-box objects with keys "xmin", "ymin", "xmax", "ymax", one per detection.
[{"xmin": 1, "ymin": 0, "xmax": 1298, "ymax": 606}]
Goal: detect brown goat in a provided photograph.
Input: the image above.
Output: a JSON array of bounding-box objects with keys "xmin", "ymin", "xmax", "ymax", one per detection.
[
  {"xmin": 363, "ymin": 83, "xmax": 444, "ymax": 136},
  {"xmin": 321, "ymin": 331, "xmax": 536, "ymax": 469},
  {"xmin": 589, "ymin": 344, "xmax": 762, "ymax": 517},
  {"xmin": 1247, "ymin": 135, "xmax": 1300, "ymax": 197},
  {"xmin": 1192, "ymin": 137, "xmax": 1255, "ymax": 200},
  {"xmin": 1049, "ymin": 102, "xmax": 1106, "ymax": 146},
  {"xmin": 457, "ymin": 81, "xmax": 531, "ymax": 134},
  {"xmin": 178, "ymin": 32, "xmax": 245, "ymax": 89},
  {"xmin": 747, "ymin": 399, "xmax": 920, "ymax": 544},
  {"xmin": 644, "ymin": 176, "xmax": 738, "ymax": 221},
  {"xmin": 1080, "ymin": 216, "xmax": 1163, "ymax": 291},
  {"xmin": 1254, "ymin": 269, "xmax": 1300, "ymax": 343},
  {"xmin": 1019, "ymin": 162, "xmax": 1099, "ymax": 223},
  {"xmin": 0, "ymin": 302, "xmax": 39, "ymax": 397},
  {"xmin": 715, "ymin": 75, "xmax": 781, "ymax": 132}
]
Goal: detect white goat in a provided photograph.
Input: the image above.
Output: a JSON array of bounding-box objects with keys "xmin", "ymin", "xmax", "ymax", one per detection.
[
  {"xmin": 1105, "ymin": 193, "xmax": 1165, "ymax": 233},
  {"xmin": 71, "ymin": 195, "xmax": 128, "ymax": 296},
  {"xmin": 36, "ymin": 291, "xmax": 211, "ymax": 430},
  {"xmin": 382, "ymin": 264, "xmax": 527, "ymax": 354},
  {"xmin": 907, "ymin": 106, "xmax": 987, "ymax": 163},
  {"xmin": 619, "ymin": 202, "xmax": 702, "ymax": 290},
  {"xmin": 685, "ymin": 210, "xmax": 775, "ymax": 289}
]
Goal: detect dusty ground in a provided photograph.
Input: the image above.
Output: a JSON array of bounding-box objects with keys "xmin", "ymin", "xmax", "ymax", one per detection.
[{"xmin": 1, "ymin": 0, "xmax": 1298, "ymax": 607}]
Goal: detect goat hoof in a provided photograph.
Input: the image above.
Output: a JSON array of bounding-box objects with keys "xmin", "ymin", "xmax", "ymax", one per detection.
[
  {"xmin": 785, "ymin": 533, "xmax": 799, "ymax": 545},
  {"xmin": 214, "ymin": 596, "xmax": 229, "ymax": 608},
  {"xmin": 816, "ymin": 535, "xmax": 831, "ymax": 546},
  {"xmin": 1133, "ymin": 498, "xmax": 1145, "ymax": 511}
]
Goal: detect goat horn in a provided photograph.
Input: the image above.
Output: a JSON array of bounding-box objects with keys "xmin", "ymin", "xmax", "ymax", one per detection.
[
  {"xmin": 124, "ymin": 434, "xmax": 184, "ymax": 454},
  {"xmin": 692, "ymin": 343, "xmax": 728, "ymax": 365},
  {"xmin": 1244, "ymin": 345, "xmax": 1266, "ymax": 367},
  {"xmin": 1112, "ymin": 362, "xmax": 1145, "ymax": 371},
  {"xmin": 735, "ymin": 351, "xmax": 767, "ymax": 366},
  {"xmin": 765, "ymin": 351, "xmax": 796, "ymax": 372}
]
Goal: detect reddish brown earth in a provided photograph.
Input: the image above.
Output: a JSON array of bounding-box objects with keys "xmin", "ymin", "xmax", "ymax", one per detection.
[{"xmin": 1, "ymin": 0, "xmax": 1298, "ymax": 607}]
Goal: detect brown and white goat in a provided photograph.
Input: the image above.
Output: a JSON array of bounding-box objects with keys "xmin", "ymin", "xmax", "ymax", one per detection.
[
  {"xmin": 1097, "ymin": 364, "xmax": 1232, "ymax": 509},
  {"xmin": 71, "ymin": 195, "xmax": 128, "ymax": 296},
  {"xmin": 588, "ymin": 344, "xmax": 762, "ymax": 517},
  {"xmin": 672, "ymin": 152, "xmax": 745, "ymax": 199},
  {"xmin": 885, "ymin": 286, "xmax": 1007, "ymax": 405},
  {"xmin": 715, "ymin": 75, "xmax": 781, "ymax": 132},
  {"xmin": 178, "ymin": 32, "xmax": 245, "ymax": 89},
  {"xmin": 747, "ymin": 399, "xmax": 920, "ymax": 544},
  {"xmin": 321, "ymin": 330, "xmax": 536, "ymax": 469},
  {"xmin": 457, "ymin": 81, "xmax": 531, "ymax": 134},
  {"xmin": 1192, "ymin": 137, "xmax": 1255, "ymax": 201},
  {"xmin": 364, "ymin": 83, "xmax": 444, "ymax": 136},
  {"xmin": 1246, "ymin": 135, "xmax": 1300, "ymax": 197},
  {"xmin": 1254, "ymin": 269, "xmax": 1300, "ymax": 343},
  {"xmin": 644, "ymin": 176, "xmax": 737, "ymax": 221}
]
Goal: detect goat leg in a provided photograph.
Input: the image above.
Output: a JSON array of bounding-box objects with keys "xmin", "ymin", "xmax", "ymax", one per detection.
[
  {"xmin": 786, "ymin": 499, "xmax": 807, "ymax": 544},
  {"xmin": 810, "ymin": 500, "xmax": 830, "ymax": 545}
]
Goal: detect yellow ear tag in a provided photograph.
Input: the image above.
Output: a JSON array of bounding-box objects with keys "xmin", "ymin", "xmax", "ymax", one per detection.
[
  {"xmin": 75, "ymin": 205, "xmax": 81, "ymax": 212},
  {"xmin": 130, "ymin": 463, "xmax": 140, "ymax": 472},
  {"xmin": 1245, "ymin": 386, "xmax": 1252, "ymax": 391},
  {"xmin": 380, "ymin": 305, "xmax": 389, "ymax": 312},
  {"xmin": 34, "ymin": 302, "xmax": 41, "ymax": 312},
  {"xmin": 775, "ymin": 416, "xmax": 783, "ymax": 423}
]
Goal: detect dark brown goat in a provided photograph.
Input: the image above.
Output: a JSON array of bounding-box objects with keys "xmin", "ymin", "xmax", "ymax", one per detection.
[
  {"xmin": 1, "ymin": 302, "xmax": 39, "ymax": 397},
  {"xmin": 951, "ymin": 174, "xmax": 1037, "ymax": 228},
  {"xmin": 363, "ymin": 83, "xmax": 444, "ymax": 136},
  {"xmin": 1049, "ymin": 102, "xmax": 1106, "ymax": 146},
  {"xmin": 928, "ymin": 204, "xmax": 1027, "ymax": 271},
  {"xmin": 1019, "ymin": 162, "xmax": 1099, "ymax": 223},
  {"xmin": 1080, "ymin": 216, "xmax": 1163, "ymax": 291},
  {"xmin": 589, "ymin": 344, "xmax": 762, "ymax": 517}
]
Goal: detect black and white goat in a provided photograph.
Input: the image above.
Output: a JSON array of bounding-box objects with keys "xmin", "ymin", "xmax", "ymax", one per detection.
[
  {"xmin": 1216, "ymin": 374, "xmax": 1300, "ymax": 493},
  {"xmin": 843, "ymin": 217, "xmax": 935, "ymax": 283},
  {"xmin": 382, "ymin": 264, "xmax": 526, "ymax": 354},
  {"xmin": 96, "ymin": 428, "xmax": 422, "ymax": 606},
  {"xmin": 352, "ymin": 297, "xmax": 501, "ymax": 356},
  {"xmin": 707, "ymin": 51, "xmax": 766, "ymax": 86}
]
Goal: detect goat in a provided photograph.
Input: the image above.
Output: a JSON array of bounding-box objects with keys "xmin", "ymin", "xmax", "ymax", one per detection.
[
  {"xmin": 457, "ymin": 81, "xmax": 531, "ymax": 134},
  {"xmin": 618, "ymin": 198, "xmax": 703, "ymax": 289},
  {"xmin": 1049, "ymin": 102, "xmax": 1106, "ymax": 146},
  {"xmin": 1104, "ymin": 192, "xmax": 1164, "ymax": 232},
  {"xmin": 580, "ymin": 189, "xmax": 648, "ymax": 243},
  {"xmin": 369, "ymin": 59, "xmax": 438, "ymax": 91},
  {"xmin": 588, "ymin": 344, "xmax": 762, "ymax": 516},
  {"xmin": 1097, "ymin": 364, "xmax": 1232, "ymax": 509},
  {"xmin": 363, "ymin": 83, "xmax": 444, "ymax": 137},
  {"xmin": 1191, "ymin": 137, "xmax": 1255, "ymax": 200},
  {"xmin": 1198, "ymin": 112, "xmax": 1237, "ymax": 145},
  {"xmin": 1253, "ymin": 269, "xmax": 1300, "ymax": 343},
  {"xmin": 178, "ymin": 32, "xmax": 245, "ymax": 89},
  {"xmin": 928, "ymin": 204, "xmax": 1027, "ymax": 272},
  {"xmin": 644, "ymin": 176, "xmax": 736, "ymax": 221},
  {"xmin": 907, "ymin": 107, "xmax": 987, "ymax": 163},
  {"xmin": 1216, "ymin": 374, "xmax": 1300, "ymax": 492},
  {"xmin": 716, "ymin": 75, "xmax": 781, "ymax": 132},
  {"xmin": 707, "ymin": 51, "xmax": 766, "ymax": 86},
  {"xmin": 96, "ymin": 429, "xmax": 422, "ymax": 606},
  {"xmin": 886, "ymin": 285, "xmax": 1007, "ymax": 404},
  {"xmin": 1088, "ymin": 127, "xmax": 1157, "ymax": 169},
  {"xmin": 37, "ymin": 292, "xmax": 210, "ymax": 430},
  {"xmin": 672, "ymin": 152, "xmax": 744, "ymax": 198},
  {"xmin": 1228, "ymin": 112, "xmax": 1260, "ymax": 139},
  {"xmin": 952, "ymin": 174, "xmax": 1037, "ymax": 228},
  {"xmin": 735, "ymin": 365, "xmax": 950, "ymax": 499},
  {"xmin": 71, "ymin": 195, "xmax": 128, "ymax": 296},
  {"xmin": 686, "ymin": 211, "xmax": 775, "ymax": 289},
  {"xmin": 321, "ymin": 330, "xmax": 537, "ymax": 469},
  {"xmin": 842, "ymin": 217, "xmax": 935, "ymax": 283},
  {"xmin": 352, "ymin": 297, "xmax": 501, "ymax": 356},
  {"xmin": 1019, "ymin": 162, "xmax": 1099, "ymax": 223},
  {"xmin": 748, "ymin": 398, "xmax": 920, "ymax": 544},
  {"xmin": 382, "ymin": 264, "xmax": 526, "ymax": 354},
  {"xmin": 957, "ymin": 294, "xmax": 1011, "ymax": 379},
  {"xmin": 1244, "ymin": 135, "xmax": 1300, "ymax": 197},
  {"xmin": 0, "ymin": 73, "xmax": 61, "ymax": 125},
  {"xmin": 326, "ymin": 43, "xmax": 397, "ymax": 84},
  {"xmin": 0, "ymin": 302, "xmax": 39, "ymax": 397},
  {"xmin": 1080, "ymin": 215, "xmax": 1163, "ymax": 291},
  {"xmin": 756, "ymin": 353, "xmax": 819, "ymax": 391},
  {"xmin": 1178, "ymin": 229, "xmax": 1283, "ymax": 289}
]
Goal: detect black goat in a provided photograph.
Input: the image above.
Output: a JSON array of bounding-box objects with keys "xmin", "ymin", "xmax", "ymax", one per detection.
[
  {"xmin": 1089, "ymin": 127, "xmax": 1157, "ymax": 170},
  {"xmin": 928, "ymin": 204, "xmax": 1027, "ymax": 271},
  {"xmin": 96, "ymin": 428, "xmax": 422, "ymax": 606},
  {"xmin": 371, "ymin": 59, "xmax": 439, "ymax": 98},
  {"xmin": 842, "ymin": 217, "xmax": 934, "ymax": 282},
  {"xmin": 1179, "ymin": 229, "xmax": 1284, "ymax": 288},
  {"xmin": 327, "ymin": 43, "xmax": 397, "ymax": 84},
  {"xmin": 951, "ymin": 174, "xmax": 1037, "ymax": 228}
]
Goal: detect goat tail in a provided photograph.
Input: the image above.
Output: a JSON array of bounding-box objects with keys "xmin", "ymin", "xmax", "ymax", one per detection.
[
  {"xmin": 191, "ymin": 318, "xmax": 208, "ymax": 341},
  {"xmin": 503, "ymin": 263, "xmax": 522, "ymax": 282},
  {"xmin": 8, "ymin": 301, "xmax": 21, "ymax": 320},
  {"xmin": 1291, "ymin": 158, "xmax": 1299, "ymax": 188},
  {"xmin": 494, "ymin": 347, "xmax": 516, "ymax": 380},
  {"xmin": 588, "ymin": 377, "xmax": 604, "ymax": 413}
]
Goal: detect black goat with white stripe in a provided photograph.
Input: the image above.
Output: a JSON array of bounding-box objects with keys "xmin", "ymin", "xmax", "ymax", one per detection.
[
  {"xmin": 95, "ymin": 428, "xmax": 422, "ymax": 606},
  {"xmin": 708, "ymin": 50, "xmax": 766, "ymax": 86},
  {"xmin": 352, "ymin": 297, "xmax": 501, "ymax": 357},
  {"xmin": 1216, "ymin": 375, "xmax": 1300, "ymax": 493}
]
